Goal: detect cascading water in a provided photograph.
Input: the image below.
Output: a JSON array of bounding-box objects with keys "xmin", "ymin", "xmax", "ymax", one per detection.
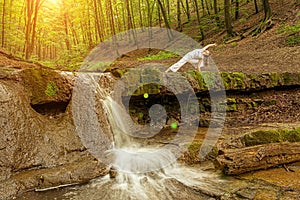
[{"xmin": 65, "ymin": 73, "xmax": 227, "ymax": 200}]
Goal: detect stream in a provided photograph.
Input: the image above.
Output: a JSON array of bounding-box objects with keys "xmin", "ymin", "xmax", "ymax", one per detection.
[{"xmin": 16, "ymin": 73, "xmax": 228, "ymax": 200}]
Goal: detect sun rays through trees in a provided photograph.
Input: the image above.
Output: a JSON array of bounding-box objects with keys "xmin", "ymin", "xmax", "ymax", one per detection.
[{"xmin": 0, "ymin": 0, "xmax": 272, "ymax": 69}]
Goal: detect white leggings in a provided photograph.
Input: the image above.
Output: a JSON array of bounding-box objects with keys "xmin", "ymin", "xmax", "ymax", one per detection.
[{"xmin": 167, "ymin": 56, "xmax": 208, "ymax": 72}]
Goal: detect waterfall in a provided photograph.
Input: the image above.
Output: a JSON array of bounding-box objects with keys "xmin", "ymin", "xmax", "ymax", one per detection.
[{"xmin": 68, "ymin": 72, "xmax": 226, "ymax": 200}]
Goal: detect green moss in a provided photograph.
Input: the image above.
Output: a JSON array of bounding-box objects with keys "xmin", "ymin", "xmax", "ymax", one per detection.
[
  {"xmin": 283, "ymin": 72, "xmax": 291, "ymax": 84},
  {"xmin": 186, "ymin": 70, "xmax": 206, "ymax": 90},
  {"xmin": 269, "ymin": 72, "xmax": 280, "ymax": 87},
  {"xmin": 265, "ymin": 99, "xmax": 276, "ymax": 106},
  {"xmin": 137, "ymin": 51, "xmax": 177, "ymax": 61},
  {"xmin": 202, "ymin": 72, "xmax": 218, "ymax": 90},
  {"xmin": 232, "ymin": 72, "xmax": 246, "ymax": 89},
  {"xmin": 242, "ymin": 128, "xmax": 300, "ymax": 146},
  {"xmin": 187, "ymin": 141, "xmax": 202, "ymax": 160},
  {"xmin": 112, "ymin": 68, "xmax": 128, "ymax": 78},
  {"xmin": 227, "ymin": 98, "xmax": 236, "ymax": 104},
  {"xmin": 21, "ymin": 68, "xmax": 61, "ymax": 104},
  {"xmin": 45, "ymin": 81, "xmax": 59, "ymax": 96},
  {"xmin": 220, "ymin": 72, "xmax": 231, "ymax": 90},
  {"xmin": 226, "ymin": 104, "xmax": 237, "ymax": 112}
]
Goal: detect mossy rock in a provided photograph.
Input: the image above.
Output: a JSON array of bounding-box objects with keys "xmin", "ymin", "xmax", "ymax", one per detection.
[
  {"xmin": 21, "ymin": 68, "xmax": 60, "ymax": 104},
  {"xmin": 186, "ymin": 70, "xmax": 207, "ymax": 91},
  {"xmin": 226, "ymin": 104, "xmax": 237, "ymax": 112},
  {"xmin": 231, "ymin": 72, "xmax": 246, "ymax": 89},
  {"xmin": 181, "ymin": 141, "xmax": 202, "ymax": 164},
  {"xmin": 241, "ymin": 128, "xmax": 300, "ymax": 146},
  {"xmin": 111, "ymin": 68, "xmax": 128, "ymax": 78},
  {"xmin": 220, "ymin": 72, "xmax": 247, "ymax": 90}
]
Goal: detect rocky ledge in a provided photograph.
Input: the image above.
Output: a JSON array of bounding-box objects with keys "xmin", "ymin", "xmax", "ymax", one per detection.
[{"xmin": 1, "ymin": 64, "xmax": 300, "ymax": 199}]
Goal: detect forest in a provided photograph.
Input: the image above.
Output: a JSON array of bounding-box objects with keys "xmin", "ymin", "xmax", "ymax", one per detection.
[{"xmin": 0, "ymin": 0, "xmax": 273, "ymax": 69}]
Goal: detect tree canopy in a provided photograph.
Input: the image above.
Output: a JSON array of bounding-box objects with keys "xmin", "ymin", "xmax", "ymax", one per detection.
[{"xmin": 0, "ymin": 0, "xmax": 272, "ymax": 70}]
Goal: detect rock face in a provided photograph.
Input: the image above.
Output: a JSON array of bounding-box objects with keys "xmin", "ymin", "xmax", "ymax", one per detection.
[{"xmin": 0, "ymin": 67, "xmax": 109, "ymax": 199}]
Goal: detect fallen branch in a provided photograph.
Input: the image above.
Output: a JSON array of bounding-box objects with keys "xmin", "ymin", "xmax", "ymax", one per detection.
[
  {"xmin": 35, "ymin": 182, "xmax": 80, "ymax": 192},
  {"xmin": 215, "ymin": 142, "xmax": 300, "ymax": 175}
]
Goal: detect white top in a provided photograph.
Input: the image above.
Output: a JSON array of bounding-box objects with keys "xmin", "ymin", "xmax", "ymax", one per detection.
[{"xmin": 183, "ymin": 49, "xmax": 204, "ymax": 60}]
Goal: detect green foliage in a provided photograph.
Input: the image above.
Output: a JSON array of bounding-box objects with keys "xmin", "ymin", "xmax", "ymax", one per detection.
[
  {"xmin": 277, "ymin": 21, "xmax": 300, "ymax": 46},
  {"xmin": 45, "ymin": 81, "xmax": 59, "ymax": 96},
  {"xmin": 286, "ymin": 35, "xmax": 300, "ymax": 46},
  {"xmin": 54, "ymin": 45, "xmax": 88, "ymax": 71},
  {"xmin": 137, "ymin": 51, "xmax": 177, "ymax": 61},
  {"xmin": 239, "ymin": 18, "xmax": 247, "ymax": 23},
  {"xmin": 277, "ymin": 22, "xmax": 300, "ymax": 35}
]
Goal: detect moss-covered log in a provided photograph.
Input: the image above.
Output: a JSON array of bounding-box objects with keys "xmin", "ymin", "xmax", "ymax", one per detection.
[{"xmin": 215, "ymin": 142, "xmax": 300, "ymax": 175}]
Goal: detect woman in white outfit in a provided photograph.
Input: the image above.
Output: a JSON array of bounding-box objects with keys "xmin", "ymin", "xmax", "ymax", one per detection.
[{"xmin": 165, "ymin": 43, "xmax": 217, "ymax": 72}]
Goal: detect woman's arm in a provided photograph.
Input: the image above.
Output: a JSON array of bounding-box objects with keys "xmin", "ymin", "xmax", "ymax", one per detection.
[{"xmin": 202, "ymin": 43, "xmax": 217, "ymax": 51}]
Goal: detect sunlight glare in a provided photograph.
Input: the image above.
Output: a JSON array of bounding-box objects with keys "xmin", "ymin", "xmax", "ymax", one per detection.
[{"xmin": 47, "ymin": 0, "xmax": 60, "ymax": 6}]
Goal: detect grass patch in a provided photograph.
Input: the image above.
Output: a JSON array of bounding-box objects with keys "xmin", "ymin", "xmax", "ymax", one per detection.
[
  {"xmin": 277, "ymin": 21, "xmax": 300, "ymax": 46},
  {"xmin": 137, "ymin": 51, "xmax": 177, "ymax": 61}
]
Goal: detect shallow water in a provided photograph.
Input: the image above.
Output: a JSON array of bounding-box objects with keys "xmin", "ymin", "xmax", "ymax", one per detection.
[
  {"xmin": 18, "ymin": 73, "xmax": 224, "ymax": 200},
  {"xmin": 17, "ymin": 164, "xmax": 226, "ymax": 200}
]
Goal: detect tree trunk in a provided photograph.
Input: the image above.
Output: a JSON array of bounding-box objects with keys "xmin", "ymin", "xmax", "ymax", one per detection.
[
  {"xmin": 157, "ymin": 0, "xmax": 173, "ymax": 39},
  {"xmin": 204, "ymin": 0, "xmax": 211, "ymax": 15},
  {"xmin": 1, "ymin": 0, "xmax": 6, "ymax": 47},
  {"xmin": 24, "ymin": 0, "xmax": 33, "ymax": 59},
  {"xmin": 185, "ymin": 0, "xmax": 190, "ymax": 21},
  {"xmin": 93, "ymin": 0, "xmax": 103, "ymax": 42},
  {"xmin": 29, "ymin": 0, "xmax": 40, "ymax": 57},
  {"xmin": 157, "ymin": 3, "xmax": 162, "ymax": 27},
  {"xmin": 97, "ymin": 0, "xmax": 105, "ymax": 38},
  {"xmin": 224, "ymin": 0, "xmax": 234, "ymax": 37},
  {"xmin": 138, "ymin": 0, "xmax": 144, "ymax": 28},
  {"xmin": 254, "ymin": 0, "xmax": 258, "ymax": 14},
  {"xmin": 201, "ymin": 0, "xmax": 205, "ymax": 16},
  {"xmin": 63, "ymin": 13, "xmax": 71, "ymax": 50},
  {"xmin": 215, "ymin": 142, "xmax": 300, "ymax": 175},
  {"xmin": 86, "ymin": 2, "xmax": 93, "ymax": 48},
  {"xmin": 262, "ymin": 0, "xmax": 271, "ymax": 21},
  {"xmin": 157, "ymin": 0, "xmax": 171, "ymax": 30},
  {"xmin": 177, "ymin": 0, "xmax": 182, "ymax": 31},
  {"xmin": 213, "ymin": 0, "xmax": 220, "ymax": 26},
  {"xmin": 193, "ymin": 0, "xmax": 205, "ymax": 40},
  {"xmin": 235, "ymin": 0, "xmax": 239, "ymax": 19}
]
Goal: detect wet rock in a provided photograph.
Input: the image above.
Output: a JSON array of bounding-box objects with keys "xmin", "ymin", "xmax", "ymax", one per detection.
[
  {"xmin": 241, "ymin": 128, "xmax": 300, "ymax": 146},
  {"xmin": 0, "ymin": 156, "xmax": 108, "ymax": 199},
  {"xmin": 235, "ymin": 188, "xmax": 257, "ymax": 199},
  {"xmin": 0, "ymin": 68, "xmax": 111, "ymax": 199},
  {"xmin": 109, "ymin": 167, "xmax": 118, "ymax": 178}
]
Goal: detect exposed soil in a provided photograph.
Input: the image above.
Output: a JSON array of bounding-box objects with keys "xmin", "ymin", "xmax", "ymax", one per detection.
[{"xmin": 108, "ymin": 0, "xmax": 300, "ymax": 75}]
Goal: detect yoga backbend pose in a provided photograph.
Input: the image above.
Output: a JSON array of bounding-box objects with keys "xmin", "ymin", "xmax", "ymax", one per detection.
[{"xmin": 165, "ymin": 43, "xmax": 217, "ymax": 73}]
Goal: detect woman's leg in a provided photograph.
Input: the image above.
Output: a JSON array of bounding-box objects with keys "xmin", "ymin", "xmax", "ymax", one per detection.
[{"xmin": 165, "ymin": 57, "xmax": 188, "ymax": 72}]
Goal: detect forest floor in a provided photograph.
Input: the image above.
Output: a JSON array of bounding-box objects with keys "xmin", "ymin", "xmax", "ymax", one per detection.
[
  {"xmin": 0, "ymin": 1, "xmax": 299, "ymax": 74},
  {"xmin": 109, "ymin": 0, "xmax": 300, "ymax": 74}
]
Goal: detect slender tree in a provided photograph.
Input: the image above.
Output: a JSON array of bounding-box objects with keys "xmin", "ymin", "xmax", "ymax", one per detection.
[
  {"xmin": 185, "ymin": 0, "xmax": 190, "ymax": 21},
  {"xmin": 262, "ymin": 0, "xmax": 271, "ymax": 21},
  {"xmin": 157, "ymin": 0, "xmax": 173, "ymax": 39},
  {"xmin": 224, "ymin": 0, "xmax": 234, "ymax": 36},
  {"xmin": 213, "ymin": 0, "xmax": 220, "ymax": 26},
  {"xmin": 177, "ymin": 0, "xmax": 182, "ymax": 31},
  {"xmin": 254, "ymin": 0, "xmax": 259, "ymax": 13},
  {"xmin": 235, "ymin": 0, "xmax": 239, "ymax": 19},
  {"xmin": 61, "ymin": 0, "xmax": 71, "ymax": 50},
  {"xmin": 24, "ymin": 0, "xmax": 44, "ymax": 59},
  {"xmin": 1, "ymin": 0, "xmax": 6, "ymax": 47},
  {"xmin": 193, "ymin": 0, "xmax": 205, "ymax": 40}
]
